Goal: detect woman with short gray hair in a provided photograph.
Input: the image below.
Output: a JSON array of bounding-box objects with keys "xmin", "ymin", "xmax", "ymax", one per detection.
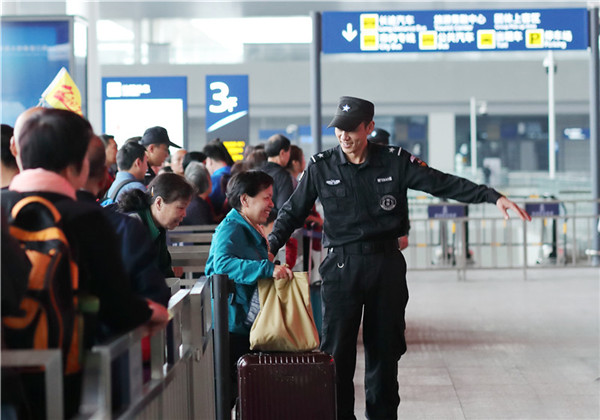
[{"xmin": 181, "ymin": 161, "xmax": 215, "ymax": 225}]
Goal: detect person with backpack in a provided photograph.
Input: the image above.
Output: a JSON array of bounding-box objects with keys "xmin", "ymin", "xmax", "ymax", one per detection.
[
  {"xmin": 2, "ymin": 108, "xmax": 169, "ymax": 418},
  {"xmin": 102, "ymin": 141, "xmax": 148, "ymax": 205}
]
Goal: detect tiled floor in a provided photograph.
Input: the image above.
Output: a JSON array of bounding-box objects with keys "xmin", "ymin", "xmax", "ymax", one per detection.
[{"xmin": 352, "ymin": 268, "xmax": 599, "ymax": 419}]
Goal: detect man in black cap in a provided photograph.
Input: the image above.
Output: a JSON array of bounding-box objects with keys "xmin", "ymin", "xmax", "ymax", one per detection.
[
  {"xmin": 367, "ymin": 127, "xmax": 391, "ymax": 145},
  {"xmin": 139, "ymin": 126, "xmax": 180, "ymax": 185},
  {"xmin": 268, "ymin": 96, "xmax": 531, "ymax": 420}
]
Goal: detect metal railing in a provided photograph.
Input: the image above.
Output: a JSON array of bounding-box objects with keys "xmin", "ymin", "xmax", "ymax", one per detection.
[
  {"xmin": 0, "ymin": 349, "xmax": 64, "ymax": 420},
  {"xmin": 402, "ymin": 198, "xmax": 600, "ymax": 279},
  {"xmin": 77, "ymin": 278, "xmax": 215, "ymax": 419}
]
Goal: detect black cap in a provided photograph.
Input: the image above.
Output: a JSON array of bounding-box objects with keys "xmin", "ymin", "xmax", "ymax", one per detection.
[
  {"xmin": 368, "ymin": 127, "xmax": 391, "ymax": 145},
  {"xmin": 140, "ymin": 126, "xmax": 180, "ymax": 148},
  {"xmin": 327, "ymin": 96, "xmax": 374, "ymax": 131}
]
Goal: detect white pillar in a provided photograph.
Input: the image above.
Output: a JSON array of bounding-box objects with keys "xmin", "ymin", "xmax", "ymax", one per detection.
[
  {"xmin": 545, "ymin": 50, "xmax": 556, "ymax": 179},
  {"xmin": 428, "ymin": 112, "xmax": 456, "ymax": 173},
  {"xmin": 469, "ymin": 96, "xmax": 477, "ymax": 176},
  {"xmin": 66, "ymin": 0, "xmax": 102, "ymax": 133}
]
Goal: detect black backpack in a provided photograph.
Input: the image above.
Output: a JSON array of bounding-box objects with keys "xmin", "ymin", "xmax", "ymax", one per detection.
[
  {"xmin": 2, "ymin": 196, "xmax": 83, "ymax": 375},
  {"xmin": 100, "ymin": 178, "xmax": 138, "ymax": 207}
]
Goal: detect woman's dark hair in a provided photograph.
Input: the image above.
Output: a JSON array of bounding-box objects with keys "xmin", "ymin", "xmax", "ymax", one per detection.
[
  {"xmin": 226, "ymin": 170, "xmax": 273, "ymax": 211},
  {"xmin": 204, "ymin": 138, "xmax": 234, "ymax": 166},
  {"xmin": 1, "ymin": 124, "xmax": 17, "ymax": 169},
  {"xmin": 245, "ymin": 149, "xmax": 267, "ymax": 169},
  {"xmin": 119, "ymin": 172, "xmax": 194, "ymax": 212},
  {"xmin": 18, "ymin": 108, "xmax": 92, "ymax": 173},
  {"xmin": 99, "ymin": 133, "xmax": 114, "ymax": 147},
  {"xmin": 285, "ymin": 145, "xmax": 304, "ymax": 171},
  {"xmin": 182, "ymin": 151, "xmax": 206, "ymax": 172}
]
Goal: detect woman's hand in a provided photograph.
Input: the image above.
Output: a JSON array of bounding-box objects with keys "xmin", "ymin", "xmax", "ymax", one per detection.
[
  {"xmin": 146, "ymin": 299, "xmax": 169, "ymax": 336},
  {"xmin": 273, "ymin": 264, "xmax": 293, "ymax": 281},
  {"xmin": 173, "ymin": 266, "xmax": 184, "ymax": 278}
]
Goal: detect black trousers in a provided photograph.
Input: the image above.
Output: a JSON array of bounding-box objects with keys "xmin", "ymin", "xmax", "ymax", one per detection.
[{"xmin": 319, "ymin": 248, "xmax": 408, "ymax": 420}]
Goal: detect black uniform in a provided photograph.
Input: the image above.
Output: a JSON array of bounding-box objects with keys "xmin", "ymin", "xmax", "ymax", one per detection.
[
  {"xmin": 143, "ymin": 165, "xmax": 156, "ymax": 186},
  {"xmin": 269, "ymin": 141, "xmax": 502, "ymax": 420}
]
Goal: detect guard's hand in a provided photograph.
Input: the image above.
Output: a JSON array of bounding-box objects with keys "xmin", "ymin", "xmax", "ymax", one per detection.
[
  {"xmin": 268, "ymin": 252, "xmax": 275, "ymax": 262},
  {"xmin": 496, "ymin": 196, "xmax": 531, "ymax": 221},
  {"xmin": 398, "ymin": 235, "xmax": 409, "ymax": 250},
  {"xmin": 273, "ymin": 264, "xmax": 293, "ymax": 281}
]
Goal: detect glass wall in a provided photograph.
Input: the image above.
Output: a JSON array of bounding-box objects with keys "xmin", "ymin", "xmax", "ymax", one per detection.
[
  {"xmin": 97, "ymin": 17, "xmax": 312, "ymax": 65},
  {"xmin": 455, "ymin": 113, "xmax": 590, "ymax": 173}
]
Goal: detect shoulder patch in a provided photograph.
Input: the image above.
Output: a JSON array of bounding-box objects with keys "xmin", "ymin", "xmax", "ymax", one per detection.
[
  {"xmin": 409, "ymin": 154, "xmax": 428, "ymax": 167},
  {"xmin": 310, "ymin": 149, "xmax": 331, "ymax": 163},
  {"xmin": 386, "ymin": 146, "xmax": 403, "ymax": 156}
]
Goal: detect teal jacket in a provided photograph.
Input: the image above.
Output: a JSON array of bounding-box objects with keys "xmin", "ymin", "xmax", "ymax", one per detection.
[{"xmin": 205, "ymin": 209, "xmax": 275, "ymax": 335}]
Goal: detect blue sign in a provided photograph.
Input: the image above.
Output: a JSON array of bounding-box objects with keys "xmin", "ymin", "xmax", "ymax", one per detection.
[
  {"xmin": 428, "ymin": 204, "xmax": 467, "ymax": 219},
  {"xmin": 206, "ymin": 75, "xmax": 249, "ymax": 133},
  {"xmin": 322, "ymin": 8, "xmax": 588, "ymax": 54},
  {"xmin": 102, "ymin": 76, "xmax": 187, "ymax": 148},
  {"xmin": 525, "ymin": 202, "xmax": 560, "ymax": 217},
  {"xmin": 563, "ymin": 127, "xmax": 590, "ymax": 140},
  {"xmin": 102, "ymin": 76, "xmax": 187, "ymax": 102},
  {"xmin": 1, "ymin": 19, "xmax": 71, "ymax": 125}
]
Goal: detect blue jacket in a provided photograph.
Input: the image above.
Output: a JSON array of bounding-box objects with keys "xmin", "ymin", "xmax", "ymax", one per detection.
[
  {"xmin": 205, "ymin": 209, "xmax": 275, "ymax": 335},
  {"xmin": 209, "ymin": 165, "xmax": 231, "ymax": 214},
  {"xmin": 105, "ymin": 171, "xmax": 146, "ymax": 203}
]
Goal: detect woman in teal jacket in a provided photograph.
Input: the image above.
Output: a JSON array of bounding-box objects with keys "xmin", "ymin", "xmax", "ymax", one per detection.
[{"xmin": 205, "ymin": 170, "xmax": 293, "ymax": 406}]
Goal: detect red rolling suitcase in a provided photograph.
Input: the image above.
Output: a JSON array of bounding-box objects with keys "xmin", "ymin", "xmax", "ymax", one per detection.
[{"xmin": 237, "ymin": 351, "xmax": 336, "ymax": 420}]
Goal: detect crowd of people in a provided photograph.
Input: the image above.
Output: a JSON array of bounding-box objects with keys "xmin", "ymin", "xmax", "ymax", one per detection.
[
  {"xmin": 0, "ymin": 106, "xmax": 321, "ymax": 418},
  {"xmin": 2, "ymin": 98, "xmax": 531, "ymax": 419}
]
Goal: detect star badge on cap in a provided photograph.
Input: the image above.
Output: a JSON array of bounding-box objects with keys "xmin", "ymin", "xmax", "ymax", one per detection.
[{"xmin": 342, "ymin": 104, "xmax": 350, "ymax": 112}]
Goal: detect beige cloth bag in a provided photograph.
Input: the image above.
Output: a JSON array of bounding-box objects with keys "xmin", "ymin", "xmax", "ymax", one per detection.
[{"xmin": 249, "ymin": 272, "xmax": 320, "ymax": 352}]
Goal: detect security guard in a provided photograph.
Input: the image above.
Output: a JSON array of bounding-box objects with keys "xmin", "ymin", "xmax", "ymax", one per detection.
[{"xmin": 268, "ymin": 96, "xmax": 531, "ymax": 420}]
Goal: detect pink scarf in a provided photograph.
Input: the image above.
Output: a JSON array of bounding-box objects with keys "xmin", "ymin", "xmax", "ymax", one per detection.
[{"xmin": 9, "ymin": 168, "xmax": 77, "ymax": 200}]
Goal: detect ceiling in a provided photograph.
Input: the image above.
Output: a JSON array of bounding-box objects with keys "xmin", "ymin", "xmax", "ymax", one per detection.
[{"xmin": 3, "ymin": 0, "xmax": 597, "ymax": 21}]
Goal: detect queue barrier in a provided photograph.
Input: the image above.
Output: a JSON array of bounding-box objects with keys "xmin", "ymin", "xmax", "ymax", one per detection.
[
  {"xmin": 1, "ymin": 276, "xmax": 226, "ymax": 420},
  {"xmin": 77, "ymin": 277, "xmax": 215, "ymax": 419},
  {"xmin": 0, "ymin": 349, "xmax": 64, "ymax": 420},
  {"xmin": 168, "ymin": 224, "xmax": 217, "ymax": 281},
  {"xmin": 402, "ymin": 198, "xmax": 600, "ymax": 279}
]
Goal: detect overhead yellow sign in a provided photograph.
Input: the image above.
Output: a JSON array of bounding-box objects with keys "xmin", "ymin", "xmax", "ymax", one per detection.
[
  {"xmin": 360, "ymin": 13, "xmax": 379, "ymax": 51},
  {"xmin": 223, "ymin": 140, "xmax": 246, "ymax": 162}
]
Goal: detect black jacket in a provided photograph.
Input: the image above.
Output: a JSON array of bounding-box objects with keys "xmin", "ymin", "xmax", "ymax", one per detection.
[
  {"xmin": 261, "ymin": 161, "xmax": 294, "ymax": 212},
  {"xmin": 269, "ymin": 142, "xmax": 502, "ymax": 253},
  {"xmin": 77, "ymin": 191, "xmax": 171, "ymax": 306}
]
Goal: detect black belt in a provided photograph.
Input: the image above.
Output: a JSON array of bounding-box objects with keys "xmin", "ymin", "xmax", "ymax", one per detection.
[{"xmin": 329, "ymin": 239, "xmax": 398, "ymax": 255}]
